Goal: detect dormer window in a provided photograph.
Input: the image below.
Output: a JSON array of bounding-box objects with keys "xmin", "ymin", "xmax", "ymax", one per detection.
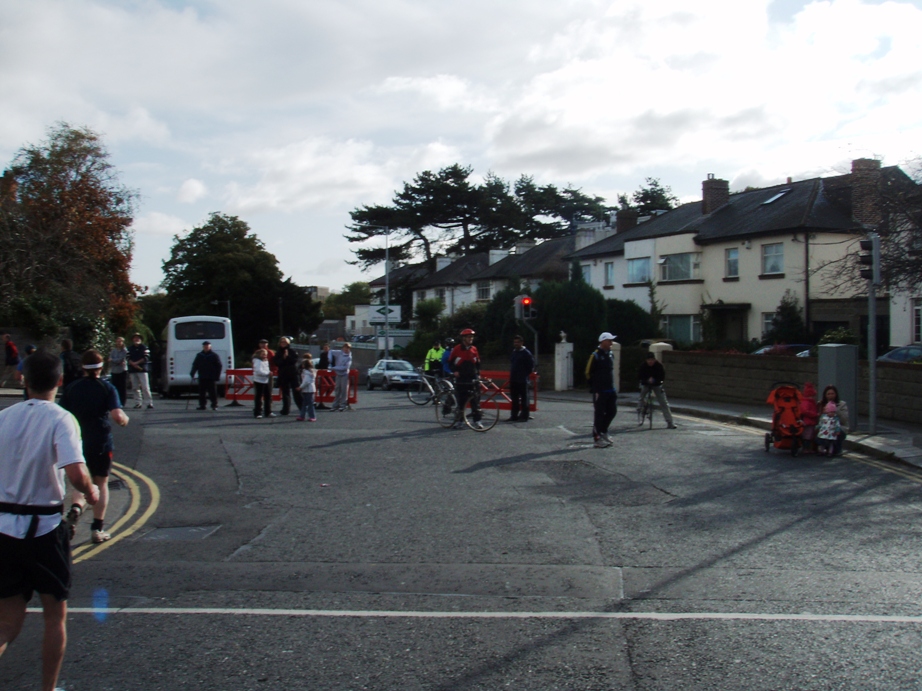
[{"xmin": 761, "ymin": 189, "xmax": 791, "ymax": 205}]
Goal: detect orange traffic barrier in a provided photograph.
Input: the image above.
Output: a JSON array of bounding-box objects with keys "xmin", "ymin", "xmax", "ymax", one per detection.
[
  {"xmin": 475, "ymin": 370, "xmax": 539, "ymax": 411},
  {"xmin": 225, "ymin": 368, "xmax": 359, "ymax": 406}
]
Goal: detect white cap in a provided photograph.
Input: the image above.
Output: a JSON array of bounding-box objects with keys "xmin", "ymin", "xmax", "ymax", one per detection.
[{"xmin": 598, "ymin": 332, "xmax": 616, "ymax": 342}]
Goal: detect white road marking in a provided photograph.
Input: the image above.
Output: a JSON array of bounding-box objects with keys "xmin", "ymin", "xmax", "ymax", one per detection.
[{"xmin": 48, "ymin": 607, "xmax": 922, "ymax": 624}]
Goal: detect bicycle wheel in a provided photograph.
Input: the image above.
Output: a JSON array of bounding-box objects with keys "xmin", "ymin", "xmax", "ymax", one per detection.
[
  {"xmin": 647, "ymin": 395, "xmax": 654, "ymax": 430},
  {"xmin": 463, "ymin": 392, "xmax": 499, "ymax": 432},
  {"xmin": 407, "ymin": 379, "xmax": 434, "ymax": 406},
  {"xmin": 636, "ymin": 399, "xmax": 646, "ymax": 426},
  {"xmin": 435, "ymin": 391, "xmax": 458, "ymax": 428}
]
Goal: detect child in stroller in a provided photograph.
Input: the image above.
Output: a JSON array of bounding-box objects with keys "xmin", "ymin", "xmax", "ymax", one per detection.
[{"xmin": 764, "ymin": 382, "xmax": 804, "ymax": 456}]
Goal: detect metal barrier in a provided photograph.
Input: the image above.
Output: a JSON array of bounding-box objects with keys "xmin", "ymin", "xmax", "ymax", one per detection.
[
  {"xmin": 225, "ymin": 368, "xmax": 358, "ymax": 406},
  {"xmin": 477, "ymin": 370, "xmax": 539, "ymax": 411}
]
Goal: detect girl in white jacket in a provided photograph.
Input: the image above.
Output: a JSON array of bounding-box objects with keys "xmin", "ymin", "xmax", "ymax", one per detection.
[
  {"xmin": 252, "ymin": 349, "xmax": 273, "ymax": 419},
  {"xmin": 296, "ymin": 353, "xmax": 317, "ymax": 422}
]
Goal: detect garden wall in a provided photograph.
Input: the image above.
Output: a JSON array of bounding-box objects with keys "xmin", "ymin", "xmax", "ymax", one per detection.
[{"xmin": 663, "ymin": 351, "xmax": 922, "ymax": 426}]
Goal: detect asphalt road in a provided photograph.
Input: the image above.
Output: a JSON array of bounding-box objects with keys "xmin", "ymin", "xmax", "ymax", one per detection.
[{"xmin": 4, "ymin": 390, "xmax": 922, "ymax": 690}]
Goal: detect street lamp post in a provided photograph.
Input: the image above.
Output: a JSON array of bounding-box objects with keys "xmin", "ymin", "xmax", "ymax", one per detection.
[{"xmin": 354, "ymin": 222, "xmax": 391, "ymax": 360}]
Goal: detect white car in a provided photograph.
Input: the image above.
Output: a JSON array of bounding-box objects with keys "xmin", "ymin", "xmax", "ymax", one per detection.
[{"xmin": 366, "ymin": 359, "xmax": 421, "ymax": 390}]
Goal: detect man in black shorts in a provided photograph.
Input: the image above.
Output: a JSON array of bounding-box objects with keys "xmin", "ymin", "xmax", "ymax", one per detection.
[
  {"xmin": 60, "ymin": 349, "xmax": 129, "ymax": 544},
  {"xmin": 0, "ymin": 349, "xmax": 99, "ymax": 691}
]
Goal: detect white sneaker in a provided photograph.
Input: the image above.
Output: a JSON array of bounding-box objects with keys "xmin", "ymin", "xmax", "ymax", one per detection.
[
  {"xmin": 602, "ymin": 433, "xmax": 613, "ymax": 444},
  {"xmin": 473, "ymin": 422, "xmax": 485, "ymax": 430},
  {"xmin": 92, "ymin": 529, "xmax": 111, "ymax": 544},
  {"xmin": 594, "ymin": 438, "xmax": 611, "ymax": 448}
]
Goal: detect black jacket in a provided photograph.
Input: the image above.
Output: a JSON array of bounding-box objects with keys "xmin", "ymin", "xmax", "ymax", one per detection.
[
  {"xmin": 509, "ymin": 346, "xmax": 534, "ymax": 384},
  {"xmin": 639, "ymin": 360, "xmax": 666, "ymax": 387},
  {"xmin": 191, "ymin": 350, "xmax": 223, "ymax": 381},
  {"xmin": 587, "ymin": 347, "xmax": 615, "ymax": 394},
  {"xmin": 273, "ymin": 347, "xmax": 299, "ymax": 383}
]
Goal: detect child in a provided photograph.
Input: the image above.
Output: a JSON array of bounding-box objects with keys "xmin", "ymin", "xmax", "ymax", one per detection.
[
  {"xmin": 252, "ymin": 349, "xmax": 273, "ymax": 419},
  {"xmin": 800, "ymin": 382, "xmax": 819, "ymax": 453},
  {"xmin": 816, "ymin": 401, "xmax": 842, "ymax": 457},
  {"xmin": 296, "ymin": 353, "xmax": 317, "ymax": 422}
]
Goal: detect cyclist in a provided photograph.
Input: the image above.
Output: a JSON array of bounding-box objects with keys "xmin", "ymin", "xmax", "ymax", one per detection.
[
  {"xmin": 425, "ymin": 339, "xmax": 445, "ymax": 379},
  {"xmin": 440, "ymin": 338, "xmax": 455, "ymax": 378},
  {"xmin": 638, "ymin": 351, "xmax": 677, "ymax": 429},
  {"xmin": 449, "ymin": 329, "xmax": 482, "ymax": 430}
]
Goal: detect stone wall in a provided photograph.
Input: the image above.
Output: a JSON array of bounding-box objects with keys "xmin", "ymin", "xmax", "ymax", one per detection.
[{"xmin": 663, "ymin": 351, "xmax": 922, "ymax": 425}]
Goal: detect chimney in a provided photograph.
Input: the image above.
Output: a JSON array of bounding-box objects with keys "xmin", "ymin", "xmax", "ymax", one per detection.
[
  {"xmin": 436, "ymin": 256, "xmax": 452, "ymax": 271},
  {"xmin": 615, "ymin": 208, "xmax": 638, "ymax": 233},
  {"xmin": 850, "ymin": 158, "xmax": 882, "ymax": 229},
  {"xmin": 702, "ymin": 174, "xmax": 729, "ymax": 215},
  {"xmin": 488, "ymin": 249, "xmax": 509, "ymax": 265}
]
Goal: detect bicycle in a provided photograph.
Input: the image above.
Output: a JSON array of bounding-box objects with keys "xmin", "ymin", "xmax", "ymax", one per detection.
[
  {"xmin": 435, "ymin": 377, "xmax": 503, "ymax": 432},
  {"xmin": 407, "ymin": 368, "xmax": 453, "ymax": 406},
  {"xmin": 637, "ymin": 385, "xmax": 654, "ymax": 430}
]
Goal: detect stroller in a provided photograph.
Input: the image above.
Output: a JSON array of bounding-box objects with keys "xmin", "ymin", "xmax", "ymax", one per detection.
[{"xmin": 764, "ymin": 382, "xmax": 804, "ymax": 456}]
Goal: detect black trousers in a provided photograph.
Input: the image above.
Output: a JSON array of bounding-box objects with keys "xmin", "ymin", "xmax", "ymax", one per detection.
[
  {"xmin": 592, "ymin": 390, "xmax": 618, "ymax": 438},
  {"xmin": 509, "ymin": 380, "xmax": 529, "ymax": 420},
  {"xmin": 198, "ymin": 378, "xmax": 218, "ymax": 409},
  {"xmin": 253, "ymin": 381, "xmax": 272, "ymax": 417},
  {"xmin": 278, "ymin": 377, "xmax": 302, "ymax": 414},
  {"xmin": 110, "ymin": 371, "xmax": 128, "ymax": 406}
]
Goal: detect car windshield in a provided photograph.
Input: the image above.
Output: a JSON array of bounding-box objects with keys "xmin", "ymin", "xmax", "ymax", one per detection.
[{"xmin": 385, "ymin": 361, "xmax": 413, "ymax": 371}]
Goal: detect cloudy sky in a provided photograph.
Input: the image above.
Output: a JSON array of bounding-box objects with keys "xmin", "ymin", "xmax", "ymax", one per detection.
[{"xmin": 2, "ymin": 0, "xmax": 920, "ymax": 294}]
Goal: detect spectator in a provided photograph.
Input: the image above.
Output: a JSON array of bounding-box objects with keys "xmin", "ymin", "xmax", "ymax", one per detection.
[
  {"xmin": 821, "ymin": 385, "xmax": 849, "ymax": 455},
  {"xmin": 108, "ymin": 336, "xmax": 129, "ymax": 406},
  {"xmin": 330, "ymin": 343, "xmax": 353, "ymax": 412},
  {"xmin": 425, "ymin": 339, "xmax": 445, "ymax": 378},
  {"xmin": 1, "ymin": 333, "xmax": 21, "ymax": 389},
  {"xmin": 315, "ymin": 344, "xmax": 331, "ymax": 410},
  {"xmin": 190, "ymin": 341, "xmax": 223, "ymax": 411},
  {"xmin": 0, "ymin": 349, "xmax": 99, "ymax": 691},
  {"xmin": 588, "ymin": 332, "xmax": 617, "ymax": 448},
  {"xmin": 60, "ymin": 339, "xmax": 83, "ymax": 389},
  {"xmin": 16, "ymin": 345, "xmax": 35, "ymax": 400},
  {"xmin": 507, "ymin": 335, "xmax": 534, "ymax": 422},
  {"xmin": 449, "ymin": 329, "xmax": 482, "ymax": 430},
  {"xmin": 251, "ymin": 349, "xmax": 274, "ymax": 419},
  {"xmin": 273, "ymin": 337, "xmax": 301, "ymax": 416},
  {"xmin": 296, "ymin": 353, "xmax": 317, "ymax": 422},
  {"xmin": 127, "ymin": 333, "xmax": 153, "ymax": 409}
]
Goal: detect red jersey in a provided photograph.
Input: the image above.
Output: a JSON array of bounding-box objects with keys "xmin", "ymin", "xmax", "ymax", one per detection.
[{"xmin": 449, "ymin": 344, "xmax": 480, "ymax": 380}]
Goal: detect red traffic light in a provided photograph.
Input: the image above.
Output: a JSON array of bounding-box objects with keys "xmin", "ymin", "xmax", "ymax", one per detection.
[{"xmin": 522, "ymin": 296, "xmax": 532, "ymax": 307}]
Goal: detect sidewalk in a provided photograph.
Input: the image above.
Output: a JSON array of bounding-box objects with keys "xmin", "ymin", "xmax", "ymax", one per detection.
[{"xmin": 540, "ymin": 388, "xmax": 922, "ymax": 469}]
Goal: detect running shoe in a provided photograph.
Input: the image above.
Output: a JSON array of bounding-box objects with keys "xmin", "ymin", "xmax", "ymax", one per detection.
[
  {"xmin": 91, "ymin": 529, "xmax": 111, "ymax": 544},
  {"xmin": 65, "ymin": 505, "xmax": 82, "ymax": 540}
]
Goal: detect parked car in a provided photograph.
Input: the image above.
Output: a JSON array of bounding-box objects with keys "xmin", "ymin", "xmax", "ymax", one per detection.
[
  {"xmin": 751, "ymin": 344, "xmax": 812, "ymax": 356},
  {"xmin": 878, "ymin": 345, "xmax": 922, "ymax": 363},
  {"xmin": 366, "ymin": 359, "xmax": 421, "ymax": 390}
]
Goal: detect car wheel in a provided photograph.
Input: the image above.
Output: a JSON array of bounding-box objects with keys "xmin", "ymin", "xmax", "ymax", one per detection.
[
  {"xmin": 382, "ymin": 380, "xmax": 391, "ymax": 391},
  {"xmin": 366, "ymin": 377, "xmax": 374, "ymax": 391}
]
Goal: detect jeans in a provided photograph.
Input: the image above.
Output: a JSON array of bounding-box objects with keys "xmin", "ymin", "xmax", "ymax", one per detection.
[{"xmin": 299, "ymin": 392, "xmax": 316, "ymax": 420}]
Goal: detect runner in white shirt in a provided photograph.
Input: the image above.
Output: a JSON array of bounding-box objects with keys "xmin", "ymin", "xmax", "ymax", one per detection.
[{"xmin": 0, "ymin": 349, "xmax": 98, "ymax": 691}]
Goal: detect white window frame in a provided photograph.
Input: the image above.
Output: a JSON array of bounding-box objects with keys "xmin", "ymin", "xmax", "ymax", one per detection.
[
  {"xmin": 435, "ymin": 288, "xmax": 446, "ymax": 305},
  {"xmin": 659, "ymin": 253, "xmax": 700, "ymax": 281},
  {"xmin": 761, "ymin": 243, "xmax": 784, "ymax": 275},
  {"xmin": 762, "ymin": 312, "xmax": 774, "ymax": 336},
  {"xmin": 628, "ymin": 257, "xmax": 651, "ymax": 283},
  {"xmin": 416, "ymin": 290, "xmax": 426, "ymax": 300},
  {"xmin": 604, "ymin": 262, "xmax": 614, "ymax": 287},
  {"xmin": 660, "ymin": 314, "xmax": 702, "ymax": 343},
  {"xmin": 581, "ymin": 264, "xmax": 591, "ymax": 283},
  {"xmin": 476, "ymin": 281, "xmax": 490, "ymax": 301},
  {"xmin": 725, "ymin": 248, "xmax": 739, "ymax": 278}
]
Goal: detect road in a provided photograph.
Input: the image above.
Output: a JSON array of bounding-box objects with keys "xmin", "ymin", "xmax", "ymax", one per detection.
[{"xmin": 4, "ymin": 390, "xmax": 922, "ymax": 690}]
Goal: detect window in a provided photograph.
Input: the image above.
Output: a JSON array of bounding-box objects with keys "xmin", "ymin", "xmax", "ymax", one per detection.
[
  {"xmin": 476, "ymin": 281, "xmax": 490, "ymax": 301},
  {"xmin": 174, "ymin": 321, "xmax": 226, "ymax": 340},
  {"xmin": 659, "ymin": 253, "xmax": 700, "ymax": 281},
  {"xmin": 762, "ymin": 312, "xmax": 775, "ymax": 336},
  {"xmin": 761, "ymin": 189, "xmax": 791, "ymax": 205},
  {"xmin": 660, "ymin": 315, "xmax": 701, "ymax": 344},
  {"xmin": 435, "ymin": 288, "xmax": 446, "ymax": 305},
  {"xmin": 604, "ymin": 262, "xmax": 614, "ymax": 286},
  {"xmin": 416, "ymin": 290, "xmax": 426, "ymax": 300},
  {"xmin": 581, "ymin": 264, "xmax": 591, "ymax": 283},
  {"xmin": 627, "ymin": 257, "xmax": 651, "ymax": 283},
  {"xmin": 915, "ymin": 300, "xmax": 921, "ymax": 343},
  {"xmin": 762, "ymin": 243, "xmax": 784, "ymax": 274},
  {"xmin": 725, "ymin": 248, "xmax": 739, "ymax": 278}
]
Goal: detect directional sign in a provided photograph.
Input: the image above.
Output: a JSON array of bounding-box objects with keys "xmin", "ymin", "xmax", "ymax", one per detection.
[{"xmin": 375, "ymin": 306, "xmax": 396, "ymax": 315}]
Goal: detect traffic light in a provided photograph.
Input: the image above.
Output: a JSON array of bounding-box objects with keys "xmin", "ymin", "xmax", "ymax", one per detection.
[
  {"xmin": 514, "ymin": 294, "xmax": 535, "ymax": 320},
  {"xmin": 858, "ymin": 234, "xmax": 881, "ymax": 285}
]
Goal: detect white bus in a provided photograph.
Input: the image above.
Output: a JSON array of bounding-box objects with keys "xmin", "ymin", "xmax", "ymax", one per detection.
[{"xmin": 160, "ymin": 316, "xmax": 234, "ymax": 397}]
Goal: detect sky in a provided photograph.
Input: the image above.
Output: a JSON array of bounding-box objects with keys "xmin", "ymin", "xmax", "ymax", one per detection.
[{"xmin": 2, "ymin": 0, "xmax": 921, "ymax": 295}]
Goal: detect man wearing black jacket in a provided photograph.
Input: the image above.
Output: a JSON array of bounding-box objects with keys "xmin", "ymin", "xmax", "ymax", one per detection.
[
  {"xmin": 507, "ymin": 335, "xmax": 534, "ymax": 422},
  {"xmin": 588, "ymin": 332, "xmax": 617, "ymax": 448},
  {"xmin": 638, "ymin": 351, "xmax": 676, "ymax": 429},
  {"xmin": 273, "ymin": 337, "xmax": 302, "ymax": 415},
  {"xmin": 190, "ymin": 341, "xmax": 223, "ymax": 411}
]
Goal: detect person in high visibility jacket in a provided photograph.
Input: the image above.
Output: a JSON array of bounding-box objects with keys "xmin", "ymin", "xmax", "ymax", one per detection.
[{"xmin": 424, "ymin": 340, "xmax": 445, "ymax": 377}]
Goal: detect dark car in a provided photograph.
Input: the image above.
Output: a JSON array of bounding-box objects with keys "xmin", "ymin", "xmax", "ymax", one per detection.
[
  {"xmin": 366, "ymin": 359, "xmax": 421, "ymax": 390},
  {"xmin": 878, "ymin": 345, "xmax": 922, "ymax": 363}
]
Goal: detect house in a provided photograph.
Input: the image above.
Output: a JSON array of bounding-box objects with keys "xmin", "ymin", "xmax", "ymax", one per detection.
[
  {"xmin": 410, "ymin": 253, "xmax": 491, "ymax": 317},
  {"xmin": 465, "ymin": 236, "xmax": 576, "ymax": 301},
  {"xmin": 567, "ymin": 159, "xmax": 909, "ymax": 346}
]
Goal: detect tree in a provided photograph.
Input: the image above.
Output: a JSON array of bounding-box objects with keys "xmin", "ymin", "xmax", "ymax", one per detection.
[
  {"xmin": 347, "ymin": 165, "xmax": 609, "ymax": 270},
  {"xmin": 0, "ymin": 123, "xmax": 137, "ymax": 342},
  {"xmin": 876, "ymin": 158, "xmax": 922, "ymax": 293},
  {"xmin": 322, "ymin": 282, "xmax": 371, "ymax": 321},
  {"xmin": 160, "ymin": 212, "xmax": 322, "ymax": 352},
  {"xmin": 763, "ymin": 290, "xmax": 806, "ymax": 344},
  {"xmin": 618, "ymin": 178, "xmax": 679, "ymax": 215},
  {"xmin": 533, "ymin": 279, "xmax": 608, "ymax": 381},
  {"xmin": 413, "ymin": 298, "xmax": 444, "ymax": 333}
]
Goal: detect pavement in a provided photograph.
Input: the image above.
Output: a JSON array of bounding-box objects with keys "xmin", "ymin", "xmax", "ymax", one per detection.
[
  {"xmin": 3, "ymin": 383, "xmax": 921, "ymax": 472},
  {"xmin": 540, "ymin": 388, "xmax": 922, "ymax": 469}
]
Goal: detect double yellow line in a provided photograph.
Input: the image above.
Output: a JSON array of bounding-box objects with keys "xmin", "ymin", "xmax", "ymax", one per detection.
[{"xmin": 72, "ymin": 462, "xmax": 160, "ymax": 563}]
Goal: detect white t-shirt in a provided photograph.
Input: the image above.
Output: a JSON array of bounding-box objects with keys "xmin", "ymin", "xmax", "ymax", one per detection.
[{"xmin": 0, "ymin": 399, "xmax": 86, "ymax": 538}]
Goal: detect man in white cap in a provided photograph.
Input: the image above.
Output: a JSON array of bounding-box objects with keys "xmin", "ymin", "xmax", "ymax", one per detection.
[{"xmin": 587, "ymin": 332, "xmax": 617, "ymax": 447}]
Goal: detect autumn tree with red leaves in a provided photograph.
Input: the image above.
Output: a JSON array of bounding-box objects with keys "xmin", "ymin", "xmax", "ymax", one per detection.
[{"xmin": 0, "ymin": 123, "xmax": 137, "ymax": 345}]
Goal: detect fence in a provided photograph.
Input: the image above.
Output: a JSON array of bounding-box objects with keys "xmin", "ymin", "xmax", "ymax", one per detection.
[{"xmin": 225, "ymin": 368, "xmax": 360, "ymax": 406}]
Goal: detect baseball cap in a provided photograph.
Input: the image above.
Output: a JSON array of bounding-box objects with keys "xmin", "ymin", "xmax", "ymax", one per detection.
[
  {"xmin": 598, "ymin": 332, "xmax": 616, "ymax": 342},
  {"xmin": 203, "ymin": 341, "xmax": 211, "ymax": 346}
]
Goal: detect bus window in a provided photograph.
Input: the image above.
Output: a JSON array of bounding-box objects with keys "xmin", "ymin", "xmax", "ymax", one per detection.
[{"xmin": 174, "ymin": 322, "xmax": 226, "ymax": 340}]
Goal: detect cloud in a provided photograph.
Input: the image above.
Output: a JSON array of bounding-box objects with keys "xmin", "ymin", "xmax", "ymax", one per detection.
[
  {"xmin": 177, "ymin": 178, "xmax": 207, "ymax": 204},
  {"xmin": 130, "ymin": 211, "xmax": 187, "ymax": 237}
]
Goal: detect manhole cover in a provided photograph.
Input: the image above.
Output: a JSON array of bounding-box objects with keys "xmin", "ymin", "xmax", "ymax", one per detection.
[
  {"xmin": 107, "ymin": 478, "xmax": 127, "ymax": 491},
  {"xmin": 142, "ymin": 525, "xmax": 221, "ymax": 541}
]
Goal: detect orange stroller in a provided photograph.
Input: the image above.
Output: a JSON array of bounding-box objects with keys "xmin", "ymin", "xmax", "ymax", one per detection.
[{"xmin": 764, "ymin": 382, "xmax": 804, "ymax": 456}]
